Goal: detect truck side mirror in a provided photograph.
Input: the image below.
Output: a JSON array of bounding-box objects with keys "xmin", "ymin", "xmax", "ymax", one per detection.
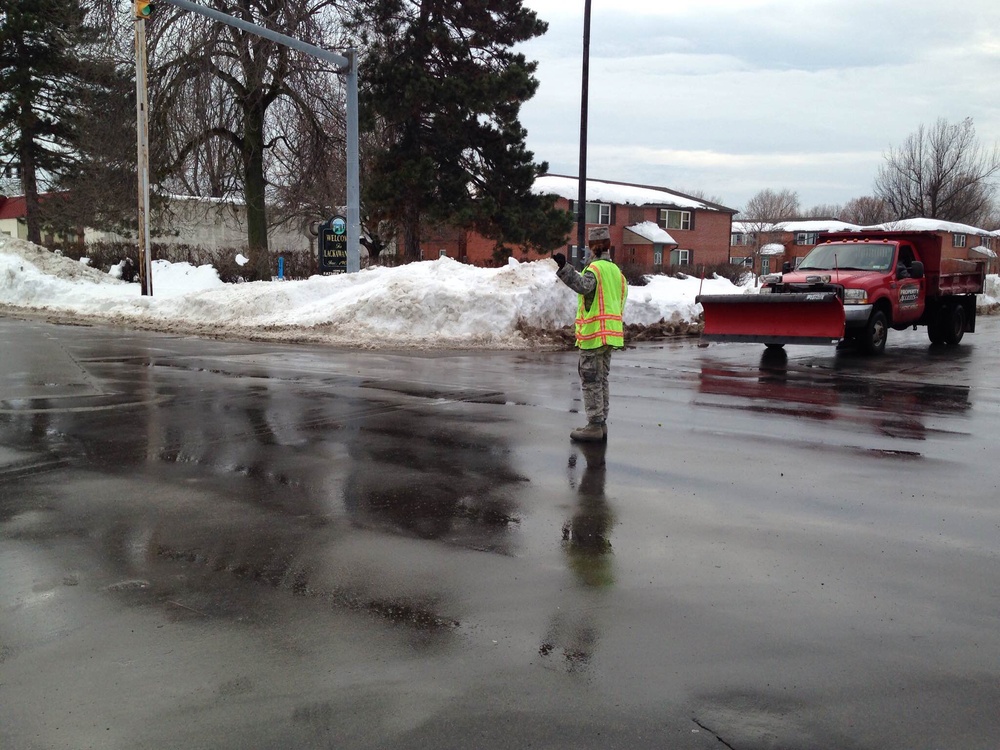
[
  {"xmin": 782, "ymin": 261, "xmax": 792, "ymax": 273},
  {"xmin": 909, "ymin": 261, "xmax": 924, "ymax": 279}
]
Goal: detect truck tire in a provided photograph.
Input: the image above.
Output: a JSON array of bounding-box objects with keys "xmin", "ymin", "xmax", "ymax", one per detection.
[
  {"xmin": 861, "ymin": 310, "xmax": 888, "ymax": 354},
  {"xmin": 943, "ymin": 303, "xmax": 966, "ymax": 345},
  {"xmin": 927, "ymin": 310, "xmax": 946, "ymax": 344}
]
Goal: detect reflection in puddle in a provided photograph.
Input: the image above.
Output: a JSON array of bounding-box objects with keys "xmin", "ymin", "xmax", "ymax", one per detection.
[
  {"xmin": 0, "ymin": 351, "xmax": 530, "ymax": 637},
  {"xmin": 697, "ymin": 350, "xmax": 972, "ymax": 444}
]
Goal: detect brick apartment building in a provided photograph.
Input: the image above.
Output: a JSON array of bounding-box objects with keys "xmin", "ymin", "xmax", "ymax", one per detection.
[{"xmin": 424, "ymin": 174, "xmax": 737, "ymax": 273}]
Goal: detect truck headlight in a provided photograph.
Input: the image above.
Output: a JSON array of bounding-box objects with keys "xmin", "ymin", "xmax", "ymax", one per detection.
[{"xmin": 843, "ymin": 288, "xmax": 868, "ymax": 304}]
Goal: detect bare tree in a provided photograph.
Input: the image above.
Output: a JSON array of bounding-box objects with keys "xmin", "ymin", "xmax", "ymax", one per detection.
[
  {"xmin": 839, "ymin": 195, "xmax": 893, "ymax": 226},
  {"xmin": 741, "ymin": 188, "xmax": 800, "ymax": 223},
  {"xmin": 148, "ymin": 0, "xmax": 353, "ymax": 280},
  {"xmin": 736, "ymin": 188, "xmax": 800, "ymax": 276},
  {"xmin": 802, "ymin": 203, "xmax": 843, "ymax": 220},
  {"xmin": 874, "ymin": 117, "xmax": 1000, "ymax": 227}
]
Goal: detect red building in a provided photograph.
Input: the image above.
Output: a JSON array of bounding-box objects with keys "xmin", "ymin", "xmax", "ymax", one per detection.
[{"xmin": 424, "ymin": 174, "xmax": 737, "ymax": 272}]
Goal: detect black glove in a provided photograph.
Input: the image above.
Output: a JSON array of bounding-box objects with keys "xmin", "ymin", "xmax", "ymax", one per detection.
[{"xmin": 553, "ymin": 252, "xmax": 566, "ymax": 270}]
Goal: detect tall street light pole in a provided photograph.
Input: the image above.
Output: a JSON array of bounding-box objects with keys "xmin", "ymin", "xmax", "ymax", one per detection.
[{"xmin": 576, "ymin": 0, "xmax": 592, "ymax": 268}]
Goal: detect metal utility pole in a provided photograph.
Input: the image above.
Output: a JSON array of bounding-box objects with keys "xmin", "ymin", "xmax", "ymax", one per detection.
[
  {"xmin": 576, "ymin": 0, "xmax": 592, "ymax": 269},
  {"xmin": 134, "ymin": 3, "xmax": 153, "ymax": 295},
  {"xmin": 137, "ymin": 0, "xmax": 362, "ymax": 276}
]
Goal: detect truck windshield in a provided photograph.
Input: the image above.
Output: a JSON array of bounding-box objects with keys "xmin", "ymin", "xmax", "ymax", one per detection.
[{"xmin": 797, "ymin": 243, "xmax": 893, "ymax": 271}]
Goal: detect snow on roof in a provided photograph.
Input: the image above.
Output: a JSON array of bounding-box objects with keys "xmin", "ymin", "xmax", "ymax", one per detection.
[
  {"xmin": 625, "ymin": 221, "xmax": 677, "ymax": 244},
  {"xmin": 865, "ymin": 217, "xmax": 990, "ymax": 235},
  {"xmin": 165, "ymin": 193, "xmax": 245, "ymax": 206},
  {"xmin": 971, "ymin": 245, "xmax": 997, "ymax": 258},
  {"xmin": 534, "ymin": 174, "xmax": 715, "ymax": 211},
  {"xmin": 760, "ymin": 243, "xmax": 786, "ymax": 255},
  {"xmin": 732, "ymin": 220, "xmax": 861, "ymax": 234},
  {"xmin": 731, "ymin": 221, "xmax": 774, "ymax": 233},
  {"xmin": 773, "ymin": 220, "xmax": 862, "ymax": 233}
]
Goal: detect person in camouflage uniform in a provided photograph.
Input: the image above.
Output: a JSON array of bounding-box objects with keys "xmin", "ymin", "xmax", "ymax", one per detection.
[{"xmin": 553, "ymin": 226, "xmax": 628, "ymax": 442}]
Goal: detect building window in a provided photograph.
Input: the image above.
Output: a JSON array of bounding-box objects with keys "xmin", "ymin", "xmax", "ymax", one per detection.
[
  {"xmin": 570, "ymin": 201, "xmax": 611, "ymax": 224},
  {"xmin": 953, "ymin": 233, "xmax": 967, "ymax": 248},
  {"xmin": 439, "ymin": 248, "xmax": 448, "ymax": 258},
  {"xmin": 670, "ymin": 248, "xmax": 691, "ymax": 266},
  {"xmin": 660, "ymin": 209, "xmax": 691, "ymax": 231},
  {"xmin": 795, "ymin": 232, "xmax": 819, "ymax": 245},
  {"xmin": 731, "ymin": 256, "xmax": 753, "ymax": 267},
  {"xmin": 731, "ymin": 232, "xmax": 744, "ymax": 246}
]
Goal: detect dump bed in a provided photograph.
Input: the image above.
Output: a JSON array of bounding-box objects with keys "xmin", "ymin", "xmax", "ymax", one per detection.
[{"xmin": 819, "ymin": 231, "xmax": 986, "ymax": 296}]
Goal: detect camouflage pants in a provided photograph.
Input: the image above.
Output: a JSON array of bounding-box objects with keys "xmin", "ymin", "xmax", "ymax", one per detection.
[{"xmin": 578, "ymin": 345, "xmax": 614, "ymax": 424}]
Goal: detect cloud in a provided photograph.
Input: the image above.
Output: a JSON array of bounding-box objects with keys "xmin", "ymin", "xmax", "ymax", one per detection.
[{"xmin": 519, "ymin": 0, "xmax": 1000, "ymax": 208}]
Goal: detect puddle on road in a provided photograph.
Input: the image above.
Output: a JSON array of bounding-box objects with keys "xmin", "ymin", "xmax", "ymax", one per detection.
[{"xmin": 697, "ymin": 348, "xmax": 973, "ymax": 447}]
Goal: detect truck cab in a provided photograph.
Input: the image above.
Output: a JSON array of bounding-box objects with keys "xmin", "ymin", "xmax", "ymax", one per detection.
[{"xmin": 767, "ymin": 239, "xmax": 926, "ymax": 345}]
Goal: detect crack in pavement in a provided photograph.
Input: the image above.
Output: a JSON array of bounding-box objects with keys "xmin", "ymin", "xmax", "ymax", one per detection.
[{"xmin": 693, "ymin": 718, "xmax": 738, "ymax": 750}]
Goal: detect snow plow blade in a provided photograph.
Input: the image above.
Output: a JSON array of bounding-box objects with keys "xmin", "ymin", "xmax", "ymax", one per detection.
[{"xmin": 696, "ymin": 292, "xmax": 846, "ymax": 345}]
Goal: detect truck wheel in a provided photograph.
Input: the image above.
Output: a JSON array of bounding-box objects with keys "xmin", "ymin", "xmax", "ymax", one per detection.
[
  {"xmin": 861, "ymin": 310, "xmax": 888, "ymax": 354},
  {"xmin": 927, "ymin": 311, "xmax": 946, "ymax": 344},
  {"xmin": 943, "ymin": 304, "xmax": 966, "ymax": 345}
]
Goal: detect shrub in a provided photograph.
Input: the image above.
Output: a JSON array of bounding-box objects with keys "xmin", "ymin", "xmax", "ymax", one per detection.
[{"xmin": 619, "ymin": 262, "xmax": 648, "ymax": 287}]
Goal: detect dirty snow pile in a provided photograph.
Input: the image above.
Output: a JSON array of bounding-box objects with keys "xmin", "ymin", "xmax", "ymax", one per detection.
[
  {"xmin": 0, "ymin": 237, "xmax": 746, "ymax": 348},
  {"xmin": 4, "ymin": 237, "xmax": 997, "ymax": 348}
]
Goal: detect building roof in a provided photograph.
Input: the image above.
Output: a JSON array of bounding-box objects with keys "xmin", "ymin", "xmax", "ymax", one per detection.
[
  {"xmin": 0, "ymin": 193, "xmax": 66, "ymax": 220},
  {"xmin": 865, "ymin": 218, "xmax": 992, "ymax": 235},
  {"xmin": 774, "ymin": 220, "xmax": 862, "ymax": 233},
  {"xmin": 732, "ymin": 219, "xmax": 863, "ymax": 233},
  {"xmin": 625, "ymin": 221, "xmax": 677, "ymax": 245},
  {"xmin": 0, "ymin": 196, "xmax": 27, "ymax": 220},
  {"xmin": 534, "ymin": 174, "xmax": 737, "ymax": 213}
]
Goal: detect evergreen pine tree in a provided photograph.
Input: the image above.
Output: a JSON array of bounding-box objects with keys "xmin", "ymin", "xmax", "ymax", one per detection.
[
  {"xmin": 0, "ymin": 0, "xmax": 91, "ymax": 244},
  {"xmin": 352, "ymin": 0, "xmax": 572, "ymax": 263}
]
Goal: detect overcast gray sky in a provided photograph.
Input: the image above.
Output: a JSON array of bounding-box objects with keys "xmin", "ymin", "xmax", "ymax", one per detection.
[{"xmin": 517, "ymin": 0, "xmax": 1000, "ymax": 213}]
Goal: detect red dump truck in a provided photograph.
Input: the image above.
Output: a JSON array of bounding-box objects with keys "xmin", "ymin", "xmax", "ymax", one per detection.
[{"xmin": 697, "ymin": 231, "xmax": 986, "ymax": 354}]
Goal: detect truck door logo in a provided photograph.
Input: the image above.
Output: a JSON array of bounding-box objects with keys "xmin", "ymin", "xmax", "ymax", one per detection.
[{"xmin": 899, "ymin": 284, "xmax": 920, "ymax": 307}]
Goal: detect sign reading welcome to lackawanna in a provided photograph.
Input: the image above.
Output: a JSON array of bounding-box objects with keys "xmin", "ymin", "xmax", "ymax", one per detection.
[{"xmin": 319, "ymin": 215, "xmax": 348, "ymax": 273}]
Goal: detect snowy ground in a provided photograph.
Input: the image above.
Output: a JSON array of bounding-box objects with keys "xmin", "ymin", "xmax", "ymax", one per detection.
[{"xmin": 1, "ymin": 237, "xmax": 998, "ymax": 349}]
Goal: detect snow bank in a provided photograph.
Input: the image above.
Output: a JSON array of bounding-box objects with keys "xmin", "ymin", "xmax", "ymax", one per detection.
[{"xmin": 10, "ymin": 237, "xmax": 994, "ymax": 348}]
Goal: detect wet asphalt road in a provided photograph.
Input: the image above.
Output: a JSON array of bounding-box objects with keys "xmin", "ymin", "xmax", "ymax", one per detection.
[{"xmin": 1, "ymin": 315, "xmax": 999, "ymax": 750}]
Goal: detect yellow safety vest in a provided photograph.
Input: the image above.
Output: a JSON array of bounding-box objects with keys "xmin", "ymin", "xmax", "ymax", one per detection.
[{"xmin": 576, "ymin": 259, "xmax": 627, "ymax": 349}]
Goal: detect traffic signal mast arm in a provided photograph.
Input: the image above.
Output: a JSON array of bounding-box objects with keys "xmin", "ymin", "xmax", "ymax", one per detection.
[{"xmin": 133, "ymin": 0, "xmax": 360, "ymax": 273}]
